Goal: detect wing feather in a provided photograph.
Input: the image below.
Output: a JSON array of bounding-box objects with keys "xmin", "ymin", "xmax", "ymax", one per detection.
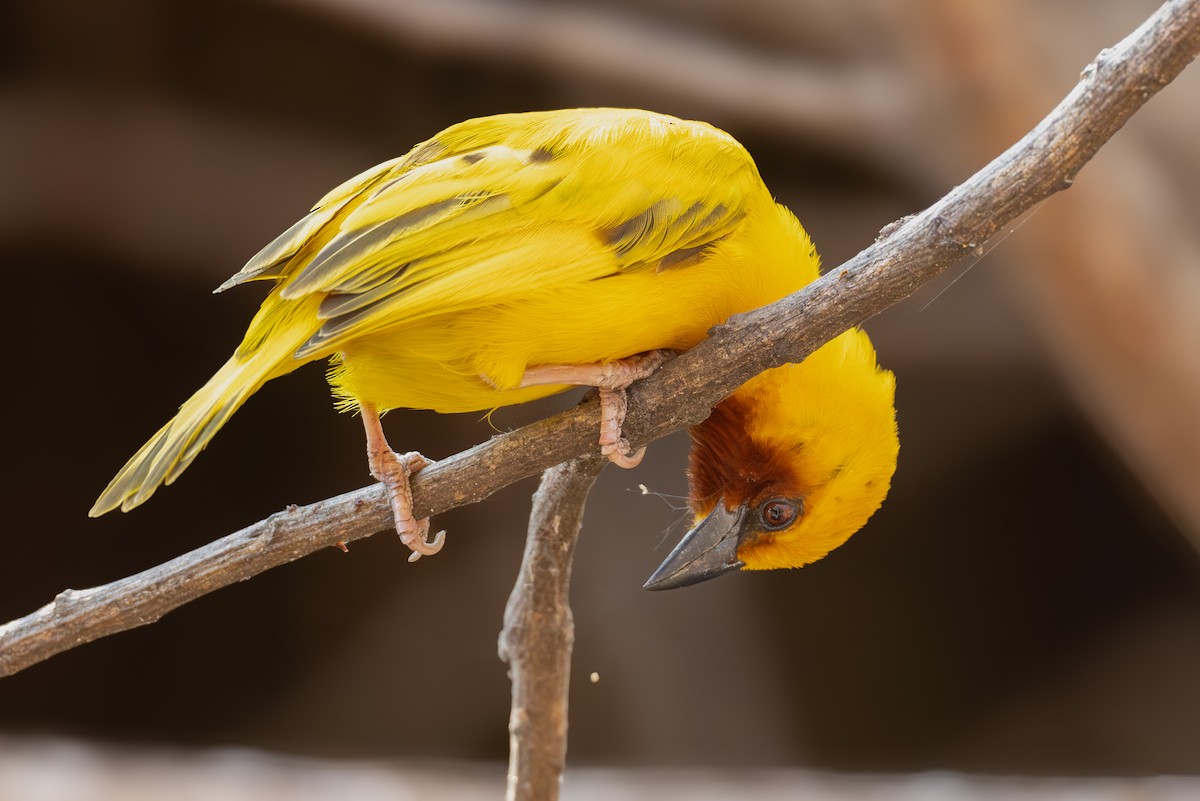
[{"xmin": 223, "ymin": 109, "xmax": 768, "ymax": 359}]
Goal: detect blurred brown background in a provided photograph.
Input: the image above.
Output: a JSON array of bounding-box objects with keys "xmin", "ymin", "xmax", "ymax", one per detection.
[{"xmin": 2, "ymin": 0, "xmax": 1199, "ymax": 784}]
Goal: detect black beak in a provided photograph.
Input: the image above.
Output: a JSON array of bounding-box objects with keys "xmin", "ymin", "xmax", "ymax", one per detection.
[{"xmin": 643, "ymin": 502, "xmax": 747, "ymax": 590}]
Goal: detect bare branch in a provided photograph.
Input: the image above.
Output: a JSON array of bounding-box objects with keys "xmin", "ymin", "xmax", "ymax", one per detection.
[
  {"xmin": 1, "ymin": 0, "xmax": 1196, "ymax": 679},
  {"xmin": 498, "ymin": 456, "xmax": 605, "ymax": 801},
  {"xmin": 906, "ymin": 0, "xmax": 1200, "ymax": 548}
]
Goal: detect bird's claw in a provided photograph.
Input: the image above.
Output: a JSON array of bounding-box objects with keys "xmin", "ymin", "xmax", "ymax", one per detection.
[
  {"xmin": 519, "ymin": 350, "xmax": 673, "ymax": 470},
  {"xmin": 397, "ymin": 450, "xmax": 432, "ymax": 474},
  {"xmin": 594, "ymin": 349, "xmax": 672, "ymax": 391},
  {"xmin": 598, "ymin": 388, "xmax": 645, "ymax": 469},
  {"xmin": 402, "ymin": 526, "xmax": 446, "ymax": 562},
  {"xmin": 600, "ymin": 441, "xmax": 648, "ymax": 465},
  {"xmin": 367, "ymin": 443, "xmax": 447, "ymax": 562},
  {"xmin": 390, "ymin": 451, "xmax": 445, "ymax": 561}
]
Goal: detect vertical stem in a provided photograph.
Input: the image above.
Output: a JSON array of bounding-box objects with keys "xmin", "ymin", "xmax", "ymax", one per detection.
[{"xmin": 498, "ymin": 456, "xmax": 605, "ymax": 801}]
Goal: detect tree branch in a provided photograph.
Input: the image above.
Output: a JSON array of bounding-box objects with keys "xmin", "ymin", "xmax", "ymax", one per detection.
[
  {"xmin": 2, "ymin": 0, "xmax": 1196, "ymax": 679},
  {"xmin": 498, "ymin": 456, "xmax": 605, "ymax": 801}
]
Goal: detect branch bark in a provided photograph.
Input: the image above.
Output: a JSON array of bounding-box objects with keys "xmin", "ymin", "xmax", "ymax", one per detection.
[
  {"xmin": 911, "ymin": 0, "xmax": 1200, "ymax": 549},
  {"xmin": 1, "ymin": 0, "xmax": 1197, "ymax": 679},
  {"xmin": 498, "ymin": 456, "xmax": 605, "ymax": 801}
]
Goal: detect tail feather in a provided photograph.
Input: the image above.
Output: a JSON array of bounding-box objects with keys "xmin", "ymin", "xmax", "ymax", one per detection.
[{"xmin": 90, "ymin": 354, "xmax": 279, "ymax": 517}]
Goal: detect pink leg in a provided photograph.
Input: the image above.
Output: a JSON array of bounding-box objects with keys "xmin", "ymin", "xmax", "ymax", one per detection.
[
  {"xmin": 361, "ymin": 403, "xmax": 445, "ymax": 562},
  {"xmin": 520, "ymin": 350, "xmax": 673, "ymax": 468},
  {"xmin": 519, "ymin": 350, "xmax": 671, "ymax": 392},
  {"xmin": 597, "ymin": 387, "xmax": 645, "ymax": 468}
]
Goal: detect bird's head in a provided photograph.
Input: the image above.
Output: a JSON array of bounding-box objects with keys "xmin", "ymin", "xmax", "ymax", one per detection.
[{"xmin": 645, "ymin": 329, "xmax": 898, "ymax": 589}]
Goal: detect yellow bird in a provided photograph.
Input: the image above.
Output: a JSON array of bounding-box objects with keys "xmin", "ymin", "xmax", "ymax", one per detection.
[{"xmin": 90, "ymin": 108, "xmax": 898, "ymax": 589}]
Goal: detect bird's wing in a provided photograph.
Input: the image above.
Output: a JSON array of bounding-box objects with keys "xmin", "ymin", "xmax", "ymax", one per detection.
[{"xmin": 220, "ymin": 109, "xmax": 765, "ymax": 359}]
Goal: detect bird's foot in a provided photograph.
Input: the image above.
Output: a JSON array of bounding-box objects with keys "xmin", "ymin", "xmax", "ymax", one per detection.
[
  {"xmin": 361, "ymin": 404, "xmax": 445, "ymax": 562},
  {"xmin": 598, "ymin": 387, "xmax": 645, "ymax": 467},
  {"xmin": 596, "ymin": 349, "xmax": 673, "ymax": 391},
  {"xmin": 520, "ymin": 349, "xmax": 674, "ymax": 468},
  {"xmin": 369, "ymin": 449, "xmax": 445, "ymax": 562}
]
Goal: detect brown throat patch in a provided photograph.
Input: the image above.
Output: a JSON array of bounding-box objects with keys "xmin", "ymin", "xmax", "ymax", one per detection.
[{"xmin": 687, "ymin": 394, "xmax": 804, "ymax": 517}]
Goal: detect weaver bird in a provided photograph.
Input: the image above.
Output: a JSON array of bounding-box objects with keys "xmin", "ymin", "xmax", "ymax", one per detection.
[{"xmin": 90, "ymin": 108, "xmax": 898, "ymax": 589}]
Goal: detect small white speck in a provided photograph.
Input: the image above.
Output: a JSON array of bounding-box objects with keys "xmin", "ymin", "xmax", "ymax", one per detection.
[
  {"xmin": 638, "ymin": 484, "xmax": 650, "ymax": 495},
  {"xmin": 589, "ymin": 672, "xmax": 600, "ymax": 684}
]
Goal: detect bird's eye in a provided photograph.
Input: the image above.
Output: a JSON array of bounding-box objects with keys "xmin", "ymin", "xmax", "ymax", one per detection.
[{"xmin": 759, "ymin": 498, "xmax": 799, "ymax": 531}]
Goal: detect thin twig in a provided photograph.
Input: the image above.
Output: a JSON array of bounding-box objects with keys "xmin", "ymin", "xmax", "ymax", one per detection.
[
  {"xmin": 1, "ymin": 0, "xmax": 1196, "ymax": 679},
  {"xmin": 498, "ymin": 455, "xmax": 605, "ymax": 801},
  {"xmin": 912, "ymin": 0, "xmax": 1200, "ymax": 549}
]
